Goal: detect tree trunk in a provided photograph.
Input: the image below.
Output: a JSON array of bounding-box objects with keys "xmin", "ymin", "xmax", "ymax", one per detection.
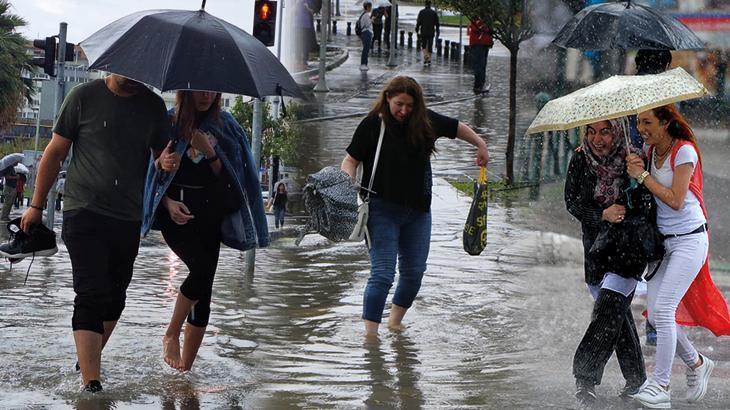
[{"xmin": 506, "ymin": 47, "xmax": 518, "ymax": 186}]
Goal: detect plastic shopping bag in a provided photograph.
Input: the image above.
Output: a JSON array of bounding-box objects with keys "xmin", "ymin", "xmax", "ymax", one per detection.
[{"xmin": 463, "ymin": 167, "xmax": 488, "ymax": 256}]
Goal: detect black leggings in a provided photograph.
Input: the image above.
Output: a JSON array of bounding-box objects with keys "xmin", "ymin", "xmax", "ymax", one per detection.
[
  {"xmin": 160, "ymin": 186, "xmax": 223, "ymax": 327},
  {"xmin": 62, "ymin": 209, "xmax": 141, "ymax": 334}
]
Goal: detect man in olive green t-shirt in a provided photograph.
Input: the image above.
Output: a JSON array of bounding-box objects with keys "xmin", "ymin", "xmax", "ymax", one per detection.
[{"xmin": 20, "ymin": 74, "xmax": 176, "ymax": 393}]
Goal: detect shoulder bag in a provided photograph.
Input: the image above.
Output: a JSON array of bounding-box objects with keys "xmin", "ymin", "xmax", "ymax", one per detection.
[{"xmin": 349, "ymin": 119, "xmax": 385, "ymax": 247}]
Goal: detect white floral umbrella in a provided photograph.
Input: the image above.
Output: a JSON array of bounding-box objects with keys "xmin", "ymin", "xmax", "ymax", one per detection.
[{"xmin": 527, "ymin": 67, "xmax": 708, "ymax": 134}]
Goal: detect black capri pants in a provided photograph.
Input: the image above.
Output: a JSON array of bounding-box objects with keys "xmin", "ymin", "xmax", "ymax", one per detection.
[
  {"xmin": 62, "ymin": 209, "xmax": 141, "ymax": 334},
  {"xmin": 160, "ymin": 185, "xmax": 223, "ymax": 327}
]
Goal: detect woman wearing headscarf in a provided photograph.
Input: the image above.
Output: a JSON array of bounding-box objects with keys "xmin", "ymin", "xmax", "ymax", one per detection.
[{"xmin": 565, "ymin": 118, "xmax": 660, "ymax": 406}]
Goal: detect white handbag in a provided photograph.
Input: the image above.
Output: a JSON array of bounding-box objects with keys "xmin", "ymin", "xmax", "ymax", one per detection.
[{"xmin": 349, "ymin": 119, "xmax": 385, "ymax": 247}]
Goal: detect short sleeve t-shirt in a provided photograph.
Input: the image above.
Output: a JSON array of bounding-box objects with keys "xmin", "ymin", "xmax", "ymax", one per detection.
[
  {"xmin": 53, "ymin": 79, "xmax": 170, "ymax": 221},
  {"xmin": 651, "ymin": 144, "xmax": 706, "ymax": 235},
  {"xmin": 346, "ymin": 109, "xmax": 458, "ymax": 211}
]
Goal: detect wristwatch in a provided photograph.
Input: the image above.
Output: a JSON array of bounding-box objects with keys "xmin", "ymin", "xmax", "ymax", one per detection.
[{"xmin": 637, "ymin": 170, "xmax": 650, "ymax": 184}]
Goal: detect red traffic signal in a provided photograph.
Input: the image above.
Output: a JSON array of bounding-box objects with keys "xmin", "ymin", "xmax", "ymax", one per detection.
[
  {"xmin": 253, "ymin": 0, "xmax": 277, "ymax": 47},
  {"xmin": 32, "ymin": 36, "xmax": 57, "ymax": 76}
]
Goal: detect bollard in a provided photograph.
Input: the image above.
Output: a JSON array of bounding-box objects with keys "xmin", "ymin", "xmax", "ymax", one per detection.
[
  {"xmin": 347, "ymin": 21, "xmax": 351, "ymax": 36},
  {"xmin": 463, "ymin": 45, "xmax": 471, "ymax": 65},
  {"xmin": 436, "ymin": 38, "xmax": 442, "ymax": 56},
  {"xmin": 400, "ymin": 30, "xmax": 405, "ymax": 47},
  {"xmin": 407, "ymin": 32, "xmax": 413, "ymax": 49},
  {"xmin": 316, "ymin": 19, "xmax": 321, "ymax": 33},
  {"xmin": 332, "ymin": 20, "xmax": 337, "ymax": 34},
  {"xmin": 451, "ymin": 42, "xmax": 459, "ymax": 61},
  {"xmin": 444, "ymin": 40, "xmax": 450, "ymax": 59}
]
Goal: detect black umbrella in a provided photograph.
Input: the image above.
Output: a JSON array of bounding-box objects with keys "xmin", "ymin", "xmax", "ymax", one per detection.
[
  {"xmin": 552, "ymin": 1, "xmax": 704, "ymax": 50},
  {"xmin": 79, "ymin": 4, "xmax": 303, "ymax": 98}
]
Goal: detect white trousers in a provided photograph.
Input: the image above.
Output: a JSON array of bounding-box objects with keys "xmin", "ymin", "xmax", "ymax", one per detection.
[{"xmin": 646, "ymin": 232, "xmax": 709, "ymax": 386}]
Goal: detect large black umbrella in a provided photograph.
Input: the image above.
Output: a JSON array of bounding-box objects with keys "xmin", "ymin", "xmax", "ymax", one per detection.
[
  {"xmin": 552, "ymin": 1, "xmax": 704, "ymax": 50},
  {"xmin": 79, "ymin": 5, "xmax": 303, "ymax": 98}
]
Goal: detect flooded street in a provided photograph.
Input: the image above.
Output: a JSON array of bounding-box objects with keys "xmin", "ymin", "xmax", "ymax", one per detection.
[{"xmin": 0, "ymin": 179, "xmax": 539, "ymax": 408}]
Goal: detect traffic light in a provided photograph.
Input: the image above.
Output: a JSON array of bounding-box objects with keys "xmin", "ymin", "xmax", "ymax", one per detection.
[
  {"xmin": 32, "ymin": 36, "xmax": 57, "ymax": 76},
  {"xmin": 64, "ymin": 43, "xmax": 76, "ymax": 62},
  {"xmin": 253, "ymin": 0, "xmax": 277, "ymax": 47}
]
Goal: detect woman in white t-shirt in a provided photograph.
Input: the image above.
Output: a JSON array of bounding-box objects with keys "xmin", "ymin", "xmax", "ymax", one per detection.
[{"xmin": 626, "ymin": 104, "xmax": 730, "ymax": 408}]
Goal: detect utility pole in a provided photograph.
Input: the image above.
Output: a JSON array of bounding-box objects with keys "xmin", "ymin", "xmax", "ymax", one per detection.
[
  {"xmin": 45, "ymin": 22, "xmax": 67, "ymax": 229},
  {"xmin": 245, "ymin": 98, "xmax": 265, "ymax": 274},
  {"xmin": 386, "ymin": 0, "xmax": 398, "ymax": 67},
  {"xmin": 30, "ymin": 93, "xmax": 42, "ymax": 194},
  {"xmin": 314, "ymin": 0, "xmax": 330, "ymax": 92}
]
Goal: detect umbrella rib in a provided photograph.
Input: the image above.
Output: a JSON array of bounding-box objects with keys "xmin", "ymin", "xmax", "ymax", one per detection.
[{"xmin": 161, "ymin": 13, "xmax": 198, "ymax": 91}]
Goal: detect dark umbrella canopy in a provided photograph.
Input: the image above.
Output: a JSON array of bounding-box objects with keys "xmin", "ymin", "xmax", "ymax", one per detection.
[
  {"xmin": 552, "ymin": 1, "xmax": 705, "ymax": 50},
  {"xmin": 80, "ymin": 8, "xmax": 303, "ymax": 98}
]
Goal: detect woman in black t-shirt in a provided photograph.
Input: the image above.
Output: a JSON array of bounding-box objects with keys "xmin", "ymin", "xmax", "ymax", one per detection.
[{"xmin": 341, "ymin": 76, "xmax": 488, "ymax": 336}]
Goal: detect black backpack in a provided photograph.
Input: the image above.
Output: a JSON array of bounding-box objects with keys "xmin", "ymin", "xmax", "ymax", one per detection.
[{"xmin": 355, "ymin": 12, "xmax": 366, "ymax": 36}]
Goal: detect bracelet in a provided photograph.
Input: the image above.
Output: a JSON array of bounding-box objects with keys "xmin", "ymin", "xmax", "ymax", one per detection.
[
  {"xmin": 637, "ymin": 170, "xmax": 650, "ymax": 184},
  {"xmin": 205, "ymin": 154, "xmax": 219, "ymax": 164},
  {"xmin": 29, "ymin": 204, "xmax": 43, "ymax": 211}
]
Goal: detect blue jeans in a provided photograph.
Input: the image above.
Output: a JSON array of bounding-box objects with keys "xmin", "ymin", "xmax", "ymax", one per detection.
[
  {"xmin": 470, "ymin": 44, "xmax": 490, "ymax": 90},
  {"xmin": 360, "ymin": 31, "xmax": 373, "ymax": 66},
  {"xmin": 274, "ymin": 206, "xmax": 285, "ymax": 228},
  {"xmin": 363, "ymin": 198, "xmax": 431, "ymax": 323}
]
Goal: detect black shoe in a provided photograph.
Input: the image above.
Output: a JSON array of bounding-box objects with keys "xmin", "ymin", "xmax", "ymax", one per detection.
[
  {"xmin": 575, "ymin": 379, "xmax": 597, "ymax": 406},
  {"xmin": 83, "ymin": 380, "xmax": 103, "ymax": 393},
  {"xmin": 619, "ymin": 380, "xmax": 643, "ymax": 399},
  {"xmin": 0, "ymin": 217, "xmax": 57, "ymax": 259}
]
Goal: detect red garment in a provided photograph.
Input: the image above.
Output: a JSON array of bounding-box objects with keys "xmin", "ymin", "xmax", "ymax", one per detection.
[
  {"xmin": 468, "ymin": 20, "xmax": 493, "ymax": 47},
  {"xmin": 648, "ymin": 140, "xmax": 730, "ymax": 336}
]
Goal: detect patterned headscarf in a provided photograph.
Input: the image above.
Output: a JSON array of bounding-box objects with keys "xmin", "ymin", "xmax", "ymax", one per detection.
[{"xmin": 581, "ymin": 117, "xmax": 642, "ymax": 207}]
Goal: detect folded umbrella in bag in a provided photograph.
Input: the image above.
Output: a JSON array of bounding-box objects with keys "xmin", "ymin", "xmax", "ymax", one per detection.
[
  {"xmin": 295, "ymin": 166, "xmax": 359, "ymax": 245},
  {"xmin": 463, "ymin": 167, "xmax": 488, "ymax": 256}
]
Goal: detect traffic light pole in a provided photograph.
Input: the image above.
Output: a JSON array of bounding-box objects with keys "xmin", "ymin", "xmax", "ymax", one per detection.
[
  {"xmin": 45, "ymin": 22, "xmax": 67, "ymax": 229},
  {"xmin": 245, "ymin": 98, "xmax": 265, "ymax": 274},
  {"xmin": 387, "ymin": 1, "xmax": 398, "ymax": 67},
  {"xmin": 313, "ymin": 0, "xmax": 330, "ymax": 92}
]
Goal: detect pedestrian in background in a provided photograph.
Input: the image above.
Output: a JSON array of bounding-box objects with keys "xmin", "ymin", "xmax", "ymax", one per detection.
[
  {"xmin": 358, "ymin": 1, "xmax": 374, "ymax": 71},
  {"xmin": 371, "ymin": 6, "xmax": 384, "ymax": 54},
  {"xmin": 14, "ymin": 172, "xmax": 26, "ymax": 209},
  {"xmin": 269, "ymin": 182, "xmax": 288, "ymax": 229},
  {"xmin": 1, "ymin": 169, "xmax": 18, "ymax": 221},
  {"xmin": 468, "ymin": 18, "xmax": 493, "ymax": 94},
  {"xmin": 341, "ymin": 76, "xmax": 488, "ymax": 336},
  {"xmin": 627, "ymin": 105, "xmax": 730, "ymax": 408},
  {"xmin": 565, "ymin": 119, "xmax": 650, "ymax": 406},
  {"xmin": 415, "ymin": 0, "xmax": 439, "ymax": 66}
]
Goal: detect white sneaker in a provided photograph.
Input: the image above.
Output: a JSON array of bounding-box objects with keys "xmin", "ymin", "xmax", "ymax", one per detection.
[
  {"xmin": 360, "ymin": 64, "xmax": 369, "ymax": 71},
  {"xmin": 633, "ymin": 379, "xmax": 671, "ymax": 409},
  {"xmin": 686, "ymin": 354, "xmax": 714, "ymax": 403}
]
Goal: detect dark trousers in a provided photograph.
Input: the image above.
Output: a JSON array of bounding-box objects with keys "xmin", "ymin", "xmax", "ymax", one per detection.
[
  {"xmin": 62, "ymin": 209, "xmax": 141, "ymax": 334},
  {"xmin": 573, "ymin": 289, "xmax": 646, "ymax": 387},
  {"xmin": 471, "ymin": 44, "xmax": 490, "ymax": 90},
  {"xmin": 160, "ymin": 186, "xmax": 223, "ymax": 327},
  {"xmin": 372, "ymin": 24, "xmax": 383, "ymax": 50}
]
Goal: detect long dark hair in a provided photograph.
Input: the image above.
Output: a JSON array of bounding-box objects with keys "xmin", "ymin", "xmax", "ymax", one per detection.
[
  {"xmin": 650, "ymin": 104, "xmax": 701, "ymax": 162},
  {"xmin": 174, "ymin": 90, "xmax": 222, "ymax": 141},
  {"xmin": 368, "ymin": 76, "xmax": 435, "ymax": 157}
]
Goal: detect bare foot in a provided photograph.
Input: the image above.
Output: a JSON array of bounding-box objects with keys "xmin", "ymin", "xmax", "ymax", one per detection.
[
  {"xmin": 387, "ymin": 322, "xmax": 406, "ymax": 332},
  {"xmin": 162, "ymin": 335, "xmax": 183, "ymax": 370}
]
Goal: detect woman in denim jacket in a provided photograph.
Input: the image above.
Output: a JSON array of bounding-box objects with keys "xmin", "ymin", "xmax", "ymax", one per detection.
[{"xmin": 142, "ymin": 90, "xmax": 268, "ymax": 371}]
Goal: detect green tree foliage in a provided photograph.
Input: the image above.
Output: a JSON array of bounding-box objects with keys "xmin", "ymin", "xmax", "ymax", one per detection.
[
  {"xmin": 0, "ymin": 0, "xmax": 34, "ymax": 129},
  {"xmin": 230, "ymin": 97, "xmax": 303, "ymax": 164},
  {"xmin": 435, "ymin": 0, "xmax": 534, "ymax": 185}
]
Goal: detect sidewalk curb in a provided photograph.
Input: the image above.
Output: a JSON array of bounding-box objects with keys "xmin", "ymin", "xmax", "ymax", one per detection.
[{"xmin": 292, "ymin": 46, "xmax": 350, "ymax": 84}]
